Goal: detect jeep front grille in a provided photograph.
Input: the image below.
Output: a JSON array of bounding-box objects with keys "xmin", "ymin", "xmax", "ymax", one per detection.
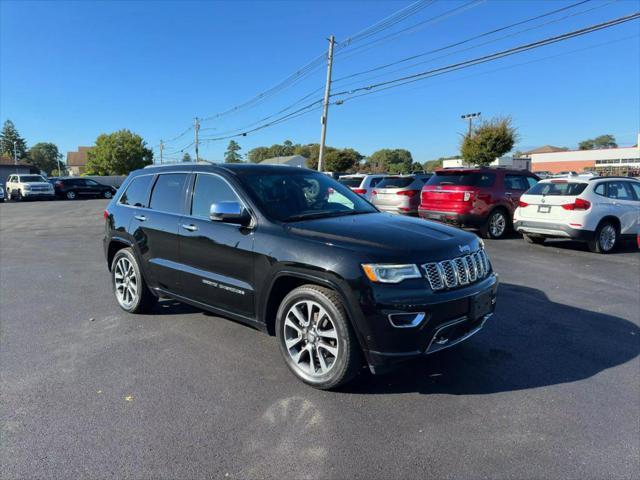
[{"xmin": 422, "ymin": 250, "xmax": 491, "ymax": 291}]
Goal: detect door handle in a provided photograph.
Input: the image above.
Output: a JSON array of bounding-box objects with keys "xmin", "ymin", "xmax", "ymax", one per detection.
[
  {"xmin": 505, "ymin": 192, "xmax": 512, "ymax": 197},
  {"xmin": 181, "ymin": 224, "xmax": 198, "ymax": 232},
  {"xmin": 134, "ymin": 215, "xmax": 147, "ymax": 221}
]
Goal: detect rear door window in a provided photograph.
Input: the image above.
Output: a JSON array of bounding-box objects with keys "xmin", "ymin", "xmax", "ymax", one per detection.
[
  {"xmin": 427, "ymin": 172, "xmax": 495, "ymax": 187},
  {"xmin": 527, "ymin": 181, "xmax": 588, "ymax": 196},
  {"xmin": 606, "ymin": 181, "xmax": 633, "ymax": 201},
  {"xmin": 119, "ymin": 175, "xmax": 153, "ymax": 208},
  {"xmin": 377, "ymin": 176, "xmax": 415, "ymax": 188},
  {"xmin": 149, "ymin": 173, "xmax": 188, "ymax": 214},
  {"xmin": 338, "ymin": 177, "xmax": 364, "ymax": 188},
  {"xmin": 505, "ymin": 175, "xmax": 529, "ymax": 191}
]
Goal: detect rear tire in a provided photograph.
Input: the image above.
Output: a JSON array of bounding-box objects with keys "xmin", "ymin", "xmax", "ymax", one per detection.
[
  {"xmin": 103, "ymin": 190, "xmax": 113, "ymax": 199},
  {"xmin": 480, "ymin": 209, "xmax": 508, "ymax": 239},
  {"xmin": 111, "ymin": 248, "xmax": 157, "ymax": 313},
  {"xmin": 15, "ymin": 190, "xmax": 23, "ymax": 202},
  {"xmin": 523, "ymin": 234, "xmax": 546, "ymax": 245},
  {"xmin": 588, "ymin": 221, "xmax": 617, "ymax": 254},
  {"xmin": 276, "ymin": 284, "xmax": 361, "ymax": 390},
  {"xmin": 66, "ymin": 190, "xmax": 77, "ymax": 200}
]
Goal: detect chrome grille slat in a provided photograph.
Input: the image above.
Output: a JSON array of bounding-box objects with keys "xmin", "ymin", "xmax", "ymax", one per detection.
[{"xmin": 422, "ymin": 250, "xmax": 491, "ymax": 291}]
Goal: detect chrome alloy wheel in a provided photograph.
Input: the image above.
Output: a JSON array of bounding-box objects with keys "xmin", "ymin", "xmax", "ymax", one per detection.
[
  {"xmin": 599, "ymin": 224, "xmax": 616, "ymax": 251},
  {"xmin": 489, "ymin": 212, "xmax": 506, "ymax": 237},
  {"xmin": 114, "ymin": 257, "xmax": 137, "ymax": 308},
  {"xmin": 283, "ymin": 300, "xmax": 339, "ymax": 377}
]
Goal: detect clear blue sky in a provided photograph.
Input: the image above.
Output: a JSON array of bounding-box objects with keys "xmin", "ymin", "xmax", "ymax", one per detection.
[{"xmin": 1, "ymin": 0, "xmax": 639, "ymax": 163}]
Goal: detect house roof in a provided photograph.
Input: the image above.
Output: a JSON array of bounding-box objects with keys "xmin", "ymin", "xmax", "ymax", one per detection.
[
  {"xmin": 0, "ymin": 155, "xmax": 33, "ymax": 167},
  {"xmin": 522, "ymin": 145, "xmax": 569, "ymax": 155},
  {"xmin": 67, "ymin": 146, "xmax": 93, "ymax": 166}
]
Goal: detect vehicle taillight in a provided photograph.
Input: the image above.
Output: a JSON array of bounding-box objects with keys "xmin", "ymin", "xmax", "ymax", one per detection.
[
  {"xmin": 352, "ymin": 188, "xmax": 367, "ymax": 195},
  {"xmin": 371, "ymin": 190, "xmax": 377, "ymax": 196},
  {"xmin": 396, "ymin": 190, "xmax": 418, "ymax": 197},
  {"xmin": 562, "ymin": 198, "xmax": 591, "ymax": 210},
  {"xmin": 518, "ymin": 200, "xmax": 529, "ymax": 208},
  {"xmin": 103, "ymin": 210, "xmax": 109, "ymax": 220}
]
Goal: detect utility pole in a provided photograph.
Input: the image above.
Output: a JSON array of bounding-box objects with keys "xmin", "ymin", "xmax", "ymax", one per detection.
[
  {"xmin": 13, "ymin": 141, "xmax": 17, "ymax": 165},
  {"xmin": 159, "ymin": 140, "xmax": 164, "ymax": 165},
  {"xmin": 194, "ymin": 117, "xmax": 200, "ymax": 162},
  {"xmin": 317, "ymin": 35, "xmax": 335, "ymax": 172},
  {"xmin": 461, "ymin": 112, "xmax": 481, "ymax": 167}
]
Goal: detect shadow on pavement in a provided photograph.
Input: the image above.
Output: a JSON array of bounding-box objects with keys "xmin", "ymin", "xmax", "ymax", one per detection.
[{"xmin": 344, "ymin": 282, "xmax": 640, "ymax": 395}]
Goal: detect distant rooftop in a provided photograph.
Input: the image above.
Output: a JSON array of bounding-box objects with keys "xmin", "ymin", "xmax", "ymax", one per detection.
[
  {"xmin": 522, "ymin": 145, "xmax": 569, "ymax": 155},
  {"xmin": 259, "ymin": 155, "xmax": 307, "ymax": 167}
]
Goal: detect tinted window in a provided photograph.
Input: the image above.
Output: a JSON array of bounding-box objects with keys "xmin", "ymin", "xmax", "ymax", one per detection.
[
  {"xmin": 427, "ymin": 172, "xmax": 495, "ymax": 187},
  {"xmin": 526, "ymin": 177, "xmax": 538, "ymax": 189},
  {"xmin": 369, "ymin": 177, "xmax": 384, "ymax": 187},
  {"xmin": 338, "ymin": 177, "xmax": 364, "ymax": 188},
  {"xmin": 594, "ymin": 183, "xmax": 606, "ymax": 196},
  {"xmin": 120, "ymin": 175, "xmax": 153, "ymax": 207},
  {"xmin": 628, "ymin": 182, "xmax": 640, "ymax": 200},
  {"xmin": 505, "ymin": 175, "xmax": 529, "ymax": 190},
  {"xmin": 85, "ymin": 179, "xmax": 99, "ymax": 186},
  {"xmin": 527, "ymin": 181, "xmax": 588, "ymax": 196},
  {"xmin": 149, "ymin": 173, "xmax": 187, "ymax": 214},
  {"xmin": 606, "ymin": 181, "xmax": 633, "ymax": 200},
  {"xmin": 191, "ymin": 174, "xmax": 240, "ymax": 219},
  {"xmin": 238, "ymin": 170, "xmax": 376, "ymax": 222},
  {"xmin": 376, "ymin": 176, "xmax": 414, "ymax": 188},
  {"xmin": 19, "ymin": 175, "xmax": 46, "ymax": 182}
]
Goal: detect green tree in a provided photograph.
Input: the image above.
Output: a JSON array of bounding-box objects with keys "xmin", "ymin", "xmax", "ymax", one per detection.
[
  {"xmin": 224, "ymin": 140, "xmax": 243, "ymax": 163},
  {"xmin": 324, "ymin": 148, "xmax": 364, "ymax": 172},
  {"xmin": 367, "ymin": 148, "xmax": 413, "ymax": 173},
  {"xmin": 85, "ymin": 129, "xmax": 153, "ymax": 175},
  {"xmin": 579, "ymin": 134, "xmax": 617, "ymax": 150},
  {"xmin": 247, "ymin": 146, "xmax": 270, "ymax": 163},
  {"xmin": 182, "ymin": 152, "xmax": 192, "ymax": 162},
  {"xmin": 28, "ymin": 142, "xmax": 62, "ymax": 174},
  {"xmin": 461, "ymin": 117, "xmax": 517, "ymax": 166},
  {"xmin": 0, "ymin": 120, "xmax": 28, "ymax": 159}
]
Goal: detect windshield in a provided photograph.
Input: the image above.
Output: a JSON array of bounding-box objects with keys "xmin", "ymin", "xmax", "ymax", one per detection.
[
  {"xmin": 376, "ymin": 176, "xmax": 414, "ymax": 188},
  {"xmin": 527, "ymin": 181, "xmax": 588, "ymax": 196},
  {"xmin": 427, "ymin": 172, "xmax": 495, "ymax": 187},
  {"xmin": 239, "ymin": 171, "xmax": 377, "ymax": 222},
  {"xmin": 19, "ymin": 175, "xmax": 47, "ymax": 182},
  {"xmin": 338, "ymin": 177, "xmax": 364, "ymax": 188}
]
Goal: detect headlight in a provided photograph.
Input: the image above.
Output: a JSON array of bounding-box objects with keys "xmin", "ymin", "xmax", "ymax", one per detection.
[{"xmin": 362, "ymin": 264, "xmax": 422, "ymax": 283}]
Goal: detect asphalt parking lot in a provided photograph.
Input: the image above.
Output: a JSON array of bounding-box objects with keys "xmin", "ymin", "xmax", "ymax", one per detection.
[{"xmin": 1, "ymin": 199, "xmax": 638, "ymax": 479}]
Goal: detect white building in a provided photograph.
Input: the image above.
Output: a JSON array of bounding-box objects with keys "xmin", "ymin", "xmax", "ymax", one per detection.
[
  {"xmin": 442, "ymin": 155, "xmax": 531, "ymax": 170},
  {"xmin": 259, "ymin": 155, "xmax": 308, "ymax": 168}
]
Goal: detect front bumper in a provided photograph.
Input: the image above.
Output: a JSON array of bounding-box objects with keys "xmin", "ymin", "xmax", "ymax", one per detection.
[
  {"xmin": 513, "ymin": 220, "xmax": 594, "ymax": 241},
  {"xmin": 355, "ymin": 273, "xmax": 499, "ymax": 374},
  {"xmin": 21, "ymin": 191, "xmax": 55, "ymax": 199}
]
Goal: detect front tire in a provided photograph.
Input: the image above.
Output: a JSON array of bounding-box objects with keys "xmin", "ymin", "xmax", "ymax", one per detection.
[
  {"xmin": 588, "ymin": 221, "xmax": 618, "ymax": 254},
  {"xmin": 66, "ymin": 190, "xmax": 77, "ymax": 200},
  {"xmin": 523, "ymin": 233, "xmax": 546, "ymax": 245},
  {"xmin": 103, "ymin": 190, "xmax": 113, "ymax": 199},
  {"xmin": 480, "ymin": 209, "xmax": 508, "ymax": 239},
  {"xmin": 276, "ymin": 285, "xmax": 361, "ymax": 390},
  {"xmin": 111, "ymin": 248, "xmax": 157, "ymax": 313}
]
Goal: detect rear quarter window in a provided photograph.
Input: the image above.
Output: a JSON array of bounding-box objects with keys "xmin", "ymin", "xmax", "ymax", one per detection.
[
  {"xmin": 527, "ymin": 181, "xmax": 588, "ymax": 196},
  {"xmin": 119, "ymin": 175, "xmax": 153, "ymax": 207}
]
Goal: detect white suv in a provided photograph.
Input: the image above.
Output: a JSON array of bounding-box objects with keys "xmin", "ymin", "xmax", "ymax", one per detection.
[
  {"xmin": 514, "ymin": 176, "xmax": 640, "ymax": 253},
  {"xmin": 5, "ymin": 174, "xmax": 55, "ymax": 201},
  {"xmin": 338, "ymin": 174, "xmax": 387, "ymax": 201}
]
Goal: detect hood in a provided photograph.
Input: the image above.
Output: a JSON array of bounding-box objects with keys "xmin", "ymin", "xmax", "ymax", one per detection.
[
  {"xmin": 285, "ymin": 212, "xmax": 481, "ymax": 262},
  {"xmin": 24, "ymin": 182, "xmax": 52, "ymax": 188}
]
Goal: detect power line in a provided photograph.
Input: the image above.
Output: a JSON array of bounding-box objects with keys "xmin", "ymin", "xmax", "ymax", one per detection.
[
  {"xmin": 331, "ymin": 13, "xmax": 640, "ymax": 101},
  {"xmin": 333, "ymin": 0, "xmax": 594, "ymax": 83}
]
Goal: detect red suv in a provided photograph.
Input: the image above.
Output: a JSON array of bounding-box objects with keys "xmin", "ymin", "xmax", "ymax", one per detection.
[{"xmin": 418, "ymin": 168, "xmax": 539, "ymax": 239}]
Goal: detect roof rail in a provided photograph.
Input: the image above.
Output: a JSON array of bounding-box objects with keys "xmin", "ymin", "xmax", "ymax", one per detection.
[
  {"xmin": 588, "ymin": 175, "xmax": 638, "ymax": 181},
  {"xmin": 144, "ymin": 161, "xmax": 213, "ymax": 168}
]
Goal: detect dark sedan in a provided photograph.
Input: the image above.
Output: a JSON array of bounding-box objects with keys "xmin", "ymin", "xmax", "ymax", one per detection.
[{"xmin": 54, "ymin": 177, "xmax": 117, "ymax": 200}]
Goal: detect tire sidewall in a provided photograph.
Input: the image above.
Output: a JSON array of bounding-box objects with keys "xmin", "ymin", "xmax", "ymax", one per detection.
[
  {"xmin": 597, "ymin": 222, "xmax": 617, "ymax": 253},
  {"xmin": 487, "ymin": 209, "xmax": 508, "ymax": 239},
  {"xmin": 111, "ymin": 248, "xmax": 144, "ymax": 313},
  {"xmin": 276, "ymin": 287, "xmax": 352, "ymax": 387}
]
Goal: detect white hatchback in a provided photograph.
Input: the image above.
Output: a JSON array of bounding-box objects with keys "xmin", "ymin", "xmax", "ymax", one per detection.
[{"xmin": 513, "ymin": 176, "xmax": 640, "ymax": 253}]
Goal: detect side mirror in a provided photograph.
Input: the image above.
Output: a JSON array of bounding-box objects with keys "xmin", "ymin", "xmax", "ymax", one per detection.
[{"xmin": 209, "ymin": 201, "xmax": 250, "ymax": 225}]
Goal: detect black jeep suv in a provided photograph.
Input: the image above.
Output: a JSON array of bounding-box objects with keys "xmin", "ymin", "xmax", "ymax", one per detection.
[{"xmin": 103, "ymin": 163, "xmax": 498, "ymax": 389}]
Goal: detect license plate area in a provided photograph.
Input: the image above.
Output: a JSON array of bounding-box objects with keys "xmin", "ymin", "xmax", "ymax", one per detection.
[
  {"xmin": 537, "ymin": 205, "xmax": 551, "ymax": 213},
  {"xmin": 470, "ymin": 290, "xmax": 493, "ymax": 320}
]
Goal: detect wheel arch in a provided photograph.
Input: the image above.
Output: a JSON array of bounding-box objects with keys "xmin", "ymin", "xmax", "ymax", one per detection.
[
  {"xmin": 597, "ymin": 215, "xmax": 621, "ymax": 233},
  {"xmin": 107, "ymin": 237, "xmax": 134, "ymax": 271}
]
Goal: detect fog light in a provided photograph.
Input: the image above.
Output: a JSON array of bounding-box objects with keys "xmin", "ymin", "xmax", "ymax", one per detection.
[{"xmin": 388, "ymin": 312, "xmax": 426, "ymax": 328}]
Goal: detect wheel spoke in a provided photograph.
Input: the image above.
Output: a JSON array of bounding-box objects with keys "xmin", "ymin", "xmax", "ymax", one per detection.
[
  {"xmin": 317, "ymin": 327, "xmax": 337, "ymax": 340},
  {"xmin": 318, "ymin": 341, "xmax": 337, "ymax": 358},
  {"xmin": 127, "ymin": 285, "xmax": 136, "ymax": 298},
  {"xmin": 316, "ymin": 346, "xmax": 328, "ymax": 372},
  {"xmin": 305, "ymin": 301, "xmax": 315, "ymax": 326},
  {"xmin": 290, "ymin": 305, "xmax": 306, "ymax": 327},
  {"xmin": 285, "ymin": 335, "xmax": 303, "ymax": 349},
  {"xmin": 284, "ymin": 317, "xmax": 302, "ymax": 334},
  {"xmin": 307, "ymin": 345, "xmax": 316, "ymax": 374}
]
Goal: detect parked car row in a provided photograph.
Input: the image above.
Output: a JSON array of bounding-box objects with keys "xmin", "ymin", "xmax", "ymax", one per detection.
[
  {"xmin": 3, "ymin": 174, "xmax": 116, "ymax": 201},
  {"xmin": 340, "ymin": 168, "xmax": 640, "ymax": 253}
]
